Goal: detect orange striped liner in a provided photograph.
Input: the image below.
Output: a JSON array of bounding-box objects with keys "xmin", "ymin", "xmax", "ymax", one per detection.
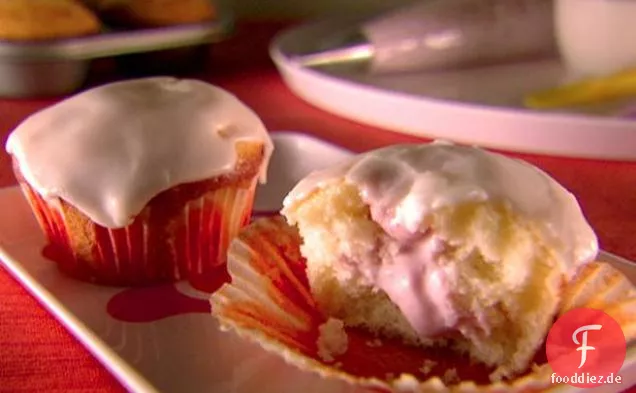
[
  {"xmin": 211, "ymin": 216, "xmax": 636, "ymax": 393},
  {"xmin": 19, "ymin": 179, "xmax": 257, "ymax": 291}
]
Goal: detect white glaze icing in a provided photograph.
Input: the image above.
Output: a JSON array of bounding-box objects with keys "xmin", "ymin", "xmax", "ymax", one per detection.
[
  {"xmin": 6, "ymin": 77, "xmax": 273, "ymax": 229},
  {"xmin": 283, "ymin": 142, "xmax": 598, "ymax": 337}
]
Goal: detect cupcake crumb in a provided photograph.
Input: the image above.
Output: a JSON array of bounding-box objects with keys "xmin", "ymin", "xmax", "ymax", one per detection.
[
  {"xmin": 418, "ymin": 359, "xmax": 438, "ymax": 375},
  {"xmin": 333, "ymin": 361, "xmax": 343, "ymax": 369},
  {"xmin": 217, "ymin": 125, "xmax": 239, "ymax": 139},
  {"xmin": 385, "ymin": 372, "xmax": 396, "ymax": 380},
  {"xmin": 365, "ymin": 338, "xmax": 383, "ymax": 347},
  {"xmin": 393, "ymin": 375, "xmax": 420, "ymax": 390},
  {"xmin": 442, "ymin": 368, "xmax": 459, "ymax": 385},
  {"xmin": 317, "ymin": 318, "xmax": 348, "ymax": 363}
]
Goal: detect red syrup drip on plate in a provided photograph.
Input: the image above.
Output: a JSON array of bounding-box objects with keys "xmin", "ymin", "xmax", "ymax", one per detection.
[
  {"xmin": 40, "ymin": 211, "xmax": 281, "ymax": 323},
  {"xmin": 106, "ymin": 284, "xmax": 211, "ymax": 323},
  {"xmin": 103, "ymin": 211, "xmax": 279, "ymax": 323},
  {"xmin": 42, "ymin": 244, "xmax": 64, "ymax": 263},
  {"xmin": 105, "ymin": 262, "xmax": 235, "ymax": 323},
  {"xmin": 251, "ymin": 210, "xmax": 279, "ymax": 219}
]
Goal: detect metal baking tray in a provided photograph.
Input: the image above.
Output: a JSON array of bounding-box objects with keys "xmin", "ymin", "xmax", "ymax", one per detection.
[{"xmin": 0, "ymin": 6, "xmax": 233, "ymax": 98}]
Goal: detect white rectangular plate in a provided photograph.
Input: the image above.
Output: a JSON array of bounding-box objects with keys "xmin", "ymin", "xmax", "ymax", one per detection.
[{"xmin": 0, "ymin": 132, "xmax": 634, "ymax": 393}]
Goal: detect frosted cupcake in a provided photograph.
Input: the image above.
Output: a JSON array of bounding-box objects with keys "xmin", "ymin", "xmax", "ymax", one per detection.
[
  {"xmin": 5, "ymin": 77, "xmax": 273, "ymax": 291},
  {"xmin": 211, "ymin": 142, "xmax": 635, "ymax": 391}
]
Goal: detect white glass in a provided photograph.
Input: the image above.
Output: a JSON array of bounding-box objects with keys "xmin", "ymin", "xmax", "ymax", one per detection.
[{"xmin": 556, "ymin": 0, "xmax": 636, "ymax": 78}]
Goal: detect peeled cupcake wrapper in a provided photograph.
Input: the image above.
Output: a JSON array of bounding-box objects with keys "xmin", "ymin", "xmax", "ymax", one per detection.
[
  {"xmin": 559, "ymin": 262, "xmax": 636, "ymax": 341},
  {"xmin": 20, "ymin": 178, "xmax": 256, "ymax": 291},
  {"xmin": 211, "ymin": 216, "xmax": 636, "ymax": 393},
  {"xmin": 177, "ymin": 181, "xmax": 257, "ymax": 292}
]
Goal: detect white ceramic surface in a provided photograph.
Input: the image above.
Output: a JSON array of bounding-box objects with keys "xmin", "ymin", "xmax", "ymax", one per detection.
[
  {"xmin": 555, "ymin": 0, "xmax": 636, "ymax": 78},
  {"xmin": 0, "ymin": 132, "xmax": 634, "ymax": 393},
  {"xmin": 270, "ymin": 18, "xmax": 636, "ymax": 162}
]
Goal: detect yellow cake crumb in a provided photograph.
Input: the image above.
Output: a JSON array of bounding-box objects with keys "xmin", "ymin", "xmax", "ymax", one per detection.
[
  {"xmin": 419, "ymin": 359, "xmax": 438, "ymax": 375},
  {"xmin": 317, "ymin": 318, "xmax": 349, "ymax": 363},
  {"xmin": 443, "ymin": 368, "xmax": 460, "ymax": 385},
  {"xmin": 365, "ymin": 338, "xmax": 383, "ymax": 347}
]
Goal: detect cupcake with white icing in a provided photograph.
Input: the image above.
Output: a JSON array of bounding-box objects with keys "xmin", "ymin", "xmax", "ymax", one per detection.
[
  {"xmin": 280, "ymin": 142, "xmax": 599, "ymax": 380},
  {"xmin": 211, "ymin": 142, "xmax": 636, "ymax": 391},
  {"xmin": 5, "ymin": 77, "xmax": 273, "ymax": 291}
]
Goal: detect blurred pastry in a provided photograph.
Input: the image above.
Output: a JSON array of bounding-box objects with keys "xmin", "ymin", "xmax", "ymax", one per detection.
[
  {"xmin": 280, "ymin": 142, "xmax": 598, "ymax": 380},
  {"xmin": 5, "ymin": 77, "xmax": 273, "ymax": 291},
  {"xmin": 0, "ymin": 0, "xmax": 101, "ymax": 40},
  {"xmin": 84, "ymin": 0, "xmax": 216, "ymax": 28}
]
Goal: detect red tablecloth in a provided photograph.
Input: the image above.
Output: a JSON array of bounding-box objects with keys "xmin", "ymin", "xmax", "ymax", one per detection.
[{"xmin": 0, "ymin": 22, "xmax": 635, "ymax": 393}]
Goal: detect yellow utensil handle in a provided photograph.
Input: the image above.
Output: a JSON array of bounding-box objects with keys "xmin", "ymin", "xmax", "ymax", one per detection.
[{"xmin": 525, "ymin": 69, "xmax": 636, "ymax": 109}]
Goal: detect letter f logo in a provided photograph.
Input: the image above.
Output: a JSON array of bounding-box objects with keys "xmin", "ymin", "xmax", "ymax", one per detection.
[{"xmin": 572, "ymin": 324, "xmax": 602, "ymax": 368}]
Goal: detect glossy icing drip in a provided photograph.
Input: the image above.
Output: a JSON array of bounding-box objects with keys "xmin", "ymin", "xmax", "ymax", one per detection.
[{"xmin": 6, "ymin": 77, "xmax": 273, "ymax": 228}]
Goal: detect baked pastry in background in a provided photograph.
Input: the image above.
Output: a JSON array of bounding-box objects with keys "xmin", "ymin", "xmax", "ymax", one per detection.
[
  {"xmin": 281, "ymin": 142, "xmax": 599, "ymax": 380},
  {"xmin": 5, "ymin": 77, "xmax": 273, "ymax": 291},
  {"xmin": 83, "ymin": 0, "xmax": 216, "ymax": 28},
  {"xmin": 0, "ymin": 0, "xmax": 101, "ymax": 40}
]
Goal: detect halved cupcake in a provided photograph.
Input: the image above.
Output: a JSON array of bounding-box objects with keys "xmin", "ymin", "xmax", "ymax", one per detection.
[
  {"xmin": 211, "ymin": 142, "xmax": 635, "ymax": 391},
  {"xmin": 5, "ymin": 77, "xmax": 273, "ymax": 291}
]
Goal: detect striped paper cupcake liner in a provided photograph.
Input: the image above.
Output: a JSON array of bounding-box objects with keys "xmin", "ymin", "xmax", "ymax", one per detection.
[
  {"xmin": 20, "ymin": 178, "xmax": 257, "ymax": 291},
  {"xmin": 211, "ymin": 215, "xmax": 636, "ymax": 393}
]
